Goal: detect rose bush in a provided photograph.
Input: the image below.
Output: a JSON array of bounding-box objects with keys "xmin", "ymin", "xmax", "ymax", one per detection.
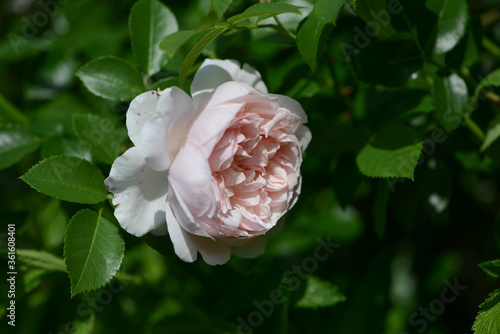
[{"xmin": 105, "ymin": 59, "xmax": 311, "ymax": 265}]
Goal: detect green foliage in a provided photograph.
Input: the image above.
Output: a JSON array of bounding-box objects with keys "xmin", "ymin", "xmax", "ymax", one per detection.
[
  {"xmin": 76, "ymin": 56, "xmax": 145, "ymax": 101},
  {"xmin": 226, "ymin": 3, "xmax": 303, "ymax": 25},
  {"xmin": 296, "ymin": 275, "xmax": 346, "ymax": 309},
  {"xmin": 129, "ymin": 0, "xmax": 178, "ymax": 78},
  {"xmin": 356, "ymin": 124, "xmax": 423, "ymax": 179},
  {"xmin": 64, "ymin": 209, "xmax": 125, "ymax": 296},
  {"xmin": 0, "ymin": 125, "xmax": 39, "ymax": 169},
  {"xmin": 433, "ymin": 73, "xmax": 468, "ymax": 132},
  {"xmin": 297, "ymin": 0, "xmax": 345, "ymax": 68},
  {"xmin": 20, "ymin": 156, "xmax": 107, "ymax": 204},
  {"xmin": 3, "ymin": 0, "xmax": 500, "ymax": 333},
  {"xmin": 473, "ymin": 289, "xmax": 500, "ymax": 334},
  {"xmin": 73, "ymin": 114, "xmax": 126, "ymax": 165},
  {"xmin": 426, "ymin": 0, "xmax": 468, "ymax": 54},
  {"xmin": 179, "ymin": 27, "xmax": 229, "ymax": 88},
  {"xmin": 210, "ymin": 0, "xmax": 233, "ymax": 18},
  {"xmin": 479, "ymin": 259, "xmax": 500, "ymax": 279},
  {"xmin": 347, "ymin": 0, "xmax": 398, "ymax": 39},
  {"xmin": 17, "ymin": 249, "xmax": 66, "ymax": 273}
]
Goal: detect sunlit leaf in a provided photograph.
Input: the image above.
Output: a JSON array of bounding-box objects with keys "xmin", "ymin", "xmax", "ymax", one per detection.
[
  {"xmin": 473, "ymin": 289, "xmax": 500, "ymax": 334},
  {"xmin": 64, "ymin": 209, "xmax": 125, "ymax": 296},
  {"xmin": 296, "ymin": 275, "xmax": 346, "ymax": 309},
  {"xmin": 433, "ymin": 73, "xmax": 468, "ymax": 132},
  {"xmin": 130, "ymin": 0, "xmax": 178, "ymax": 77},
  {"xmin": 356, "ymin": 124, "xmax": 423, "ymax": 180},
  {"xmin": 76, "ymin": 56, "xmax": 144, "ymax": 101},
  {"xmin": 73, "ymin": 114, "xmax": 126, "ymax": 165},
  {"xmin": 20, "ymin": 156, "xmax": 107, "ymax": 204},
  {"xmin": 426, "ymin": 0, "xmax": 468, "ymax": 54}
]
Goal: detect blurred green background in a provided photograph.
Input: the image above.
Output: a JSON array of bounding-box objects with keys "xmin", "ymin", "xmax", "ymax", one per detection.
[{"xmin": 1, "ymin": 0, "xmax": 500, "ymax": 333}]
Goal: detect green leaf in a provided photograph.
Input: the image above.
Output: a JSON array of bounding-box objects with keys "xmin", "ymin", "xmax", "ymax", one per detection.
[
  {"xmin": 373, "ymin": 180, "xmax": 390, "ymax": 239},
  {"xmin": 433, "ymin": 73, "xmax": 468, "ymax": 133},
  {"xmin": 72, "ymin": 314, "xmax": 95, "ymax": 334},
  {"xmin": 17, "ymin": 249, "xmax": 66, "ymax": 272},
  {"xmin": 76, "ymin": 56, "xmax": 144, "ymax": 101},
  {"xmin": 179, "ymin": 28, "xmax": 228, "ymax": 88},
  {"xmin": 354, "ymin": 41, "xmax": 422, "ymax": 87},
  {"xmin": 64, "ymin": 209, "xmax": 125, "ymax": 296},
  {"xmin": 0, "ymin": 125, "xmax": 39, "ymax": 170},
  {"xmin": 73, "ymin": 114, "xmax": 125, "ymax": 165},
  {"xmin": 39, "ymin": 199, "xmax": 68, "ymax": 250},
  {"xmin": 20, "ymin": 156, "xmax": 107, "ymax": 204},
  {"xmin": 356, "ymin": 124, "xmax": 423, "ymax": 180},
  {"xmin": 469, "ymin": 68, "xmax": 500, "ymax": 117},
  {"xmin": 481, "ymin": 116, "xmax": 500, "ymax": 152},
  {"xmin": 0, "ymin": 93, "xmax": 28, "ymax": 125},
  {"xmin": 479, "ymin": 259, "xmax": 500, "ymax": 279},
  {"xmin": 159, "ymin": 30, "xmax": 196, "ymax": 58},
  {"xmin": 473, "ymin": 289, "xmax": 500, "ymax": 334},
  {"xmin": 296, "ymin": 275, "xmax": 346, "ymax": 309},
  {"xmin": 426, "ymin": 0, "xmax": 468, "ymax": 54},
  {"xmin": 210, "ymin": 0, "xmax": 233, "ymax": 18},
  {"xmin": 159, "ymin": 10, "xmax": 219, "ymax": 59},
  {"xmin": 129, "ymin": 0, "xmax": 178, "ymax": 77},
  {"xmin": 347, "ymin": 0, "xmax": 398, "ymax": 39},
  {"xmin": 226, "ymin": 3, "xmax": 302, "ymax": 24},
  {"xmin": 297, "ymin": 0, "xmax": 345, "ymax": 68}
]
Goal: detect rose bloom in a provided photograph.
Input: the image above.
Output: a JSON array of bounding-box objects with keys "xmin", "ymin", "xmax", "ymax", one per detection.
[{"xmin": 105, "ymin": 59, "xmax": 311, "ymax": 265}]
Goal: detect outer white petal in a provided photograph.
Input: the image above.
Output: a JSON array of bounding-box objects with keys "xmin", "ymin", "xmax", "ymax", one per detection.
[
  {"xmin": 126, "ymin": 91, "xmax": 161, "ymax": 146},
  {"xmin": 166, "ymin": 201, "xmax": 231, "ymax": 265},
  {"xmin": 295, "ymin": 124, "xmax": 312, "ymax": 152},
  {"xmin": 140, "ymin": 87, "xmax": 195, "ymax": 171},
  {"xmin": 231, "ymin": 236, "xmax": 267, "ymax": 259},
  {"xmin": 165, "ymin": 202, "xmax": 198, "ymax": 262},
  {"xmin": 167, "ymin": 180, "xmax": 212, "ymax": 238},
  {"xmin": 191, "ymin": 59, "xmax": 268, "ymax": 108},
  {"xmin": 274, "ymin": 93, "xmax": 308, "ymax": 123},
  {"xmin": 104, "ymin": 147, "xmax": 168, "ymax": 237},
  {"xmin": 169, "ymin": 141, "xmax": 218, "ymax": 220}
]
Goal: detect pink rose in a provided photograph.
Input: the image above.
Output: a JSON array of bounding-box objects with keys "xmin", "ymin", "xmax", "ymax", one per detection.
[{"xmin": 105, "ymin": 59, "xmax": 311, "ymax": 265}]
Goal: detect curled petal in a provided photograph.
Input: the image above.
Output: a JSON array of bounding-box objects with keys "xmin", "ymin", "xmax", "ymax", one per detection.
[
  {"xmin": 191, "ymin": 59, "xmax": 268, "ymax": 108},
  {"xmin": 105, "ymin": 147, "xmax": 168, "ymax": 236},
  {"xmin": 140, "ymin": 87, "xmax": 195, "ymax": 171},
  {"xmin": 166, "ymin": 203, "xmax": 231, "ymax": 265}
]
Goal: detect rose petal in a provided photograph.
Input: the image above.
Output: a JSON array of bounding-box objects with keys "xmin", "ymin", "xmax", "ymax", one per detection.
[
  {"xmin": 273, "ymin": 93, "xmax": 308, "ymax": 123},
  {"xmin": 105, "ymin": 147, "xmax": 168, "ymax": 236},
  {"xmin": 166, "ymin": 202, "xmax": 231, "ymax": 265},
  {"xmin": 191, "ymin": 59, "xmax": 268, "ymax": 108},
  {"xmin": 126, "ymin": 91, "xmax": 161, "ymax": 147},
  {"xmin": 295, "ymin": 124, "xmax": 312, "ymax": 152},
  {"xmin": 140, "ymin": 87, "xmax": 195, "ymax": 171},
  {"xmin": 169, "ymin": 141, "xmax": 217, "ymax": 220},
  {"xmin": 167, "ymin": 179, "xmax": 212, "ymax": 238}
]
